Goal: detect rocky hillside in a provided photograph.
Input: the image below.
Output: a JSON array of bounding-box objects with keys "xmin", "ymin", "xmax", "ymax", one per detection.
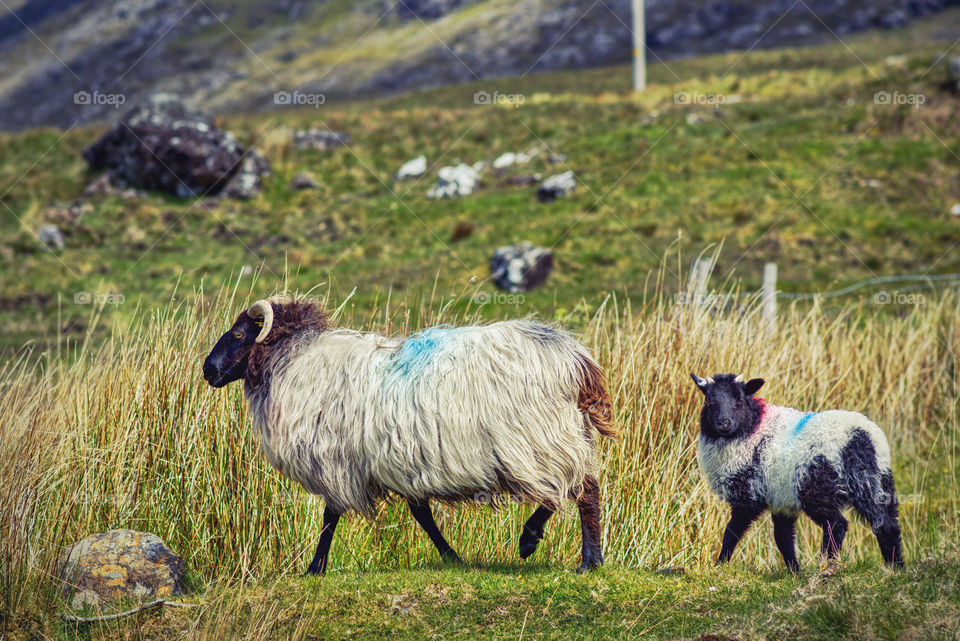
[{"xmin": 0, "ymin": 0, "xmax": 956, "ymax": 131}]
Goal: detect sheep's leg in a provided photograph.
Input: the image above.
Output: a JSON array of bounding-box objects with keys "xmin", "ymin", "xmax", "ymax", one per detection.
[
  {"xmin": 804, "ymin": 509, "xmax": 848, "ymax": 559},
  {"xmin": 519, "ymin": 506, "xmax": 554, "ymax": 559},
  {"xmin": 772, "ymin": 513, "xmax": 800, "ymax": 572},
  {"xmin": 576, "ymin": 475, "xmax": 603, "ymax": 573},
  {"xmin": 305, "ymin": 506, "xmax": 341, "ymax": 576},
  {"xmin": 407, "ymin": 499, "xmax": 463, "ymax": 564},
  {"xmin": 717, "ymin": 505, "xmax": 763, "ymax": 565},
  {"xmin": 850, "ymin": 471, "xmax": 904, "ymax": 568}
]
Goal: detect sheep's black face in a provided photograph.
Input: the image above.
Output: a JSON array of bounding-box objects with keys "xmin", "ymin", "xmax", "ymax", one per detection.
[
  {"xmin": 203, "ymin": 312, "xmax": 260, "ymax": 387},
  {"xmin": 691, "ymin": 373, "xmax": 765, "ymax": 440}
]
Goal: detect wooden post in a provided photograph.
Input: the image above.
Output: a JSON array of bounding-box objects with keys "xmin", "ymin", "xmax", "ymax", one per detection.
[
  {"xmin": 762, "ymin": 262, "xmax": 777, "ymax": 325},
  {"xmin": 632, "ymin": 0, "xmax": 646, "ymax": 91}
]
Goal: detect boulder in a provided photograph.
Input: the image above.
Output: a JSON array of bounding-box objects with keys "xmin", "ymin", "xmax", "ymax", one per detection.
[
  {"xmin": 949, "ymin": 53, "xmax": 960, "ymax": 91},
  {"xmin": 536, "ymin": 170, "xmax": 576, "ymax": 202},
  {"xmin": 490, "ymin": 242, "xmax": 553, "ymax": 292},
  {"xmin": 293, "ymin": 129, "xmax": 349, "ymax": 151},
  {"xmin": 83, "ymin": 93, "xmax": 270, "ymax": 199},
  {"xmin": 396, "ymin": 155, "xmax": 428, "ymax": 180},
  {"xmin": 426, "ymin": 163, "xmax": 480, "ymax": 198},
  {"xmin": 37, "ymin": 224, "xmax": 64, "ymax": 251},
  {"xmin": 57, "ymin": 529, "xmax": 184, "ymax": 610},
  {"xmin": 289, "ymin": 171, "xmax": 319, "ymax": 190}
]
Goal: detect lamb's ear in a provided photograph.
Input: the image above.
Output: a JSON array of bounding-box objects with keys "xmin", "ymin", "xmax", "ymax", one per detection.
[
  {"xmin": 690, "ymin": 373, "xmax": 709, "ymax": 392},
  {"xmin": 743, "ymin": 378, "xmax": 765, "ymax": 396}
]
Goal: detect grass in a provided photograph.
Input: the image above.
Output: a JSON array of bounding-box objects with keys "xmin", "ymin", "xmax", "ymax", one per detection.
[
  {"xmin": 1, "ymin": 276, "xmax": 958, "ymax": 639},
  {"xmin": 4, "ymin": 11, "xmax": 960, "ymax": 353}
]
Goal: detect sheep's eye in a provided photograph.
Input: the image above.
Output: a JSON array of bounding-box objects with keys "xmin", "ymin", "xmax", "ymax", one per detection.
[{"xmin": 232, "ymin": 330, "xmax": 245, "ymax": 340}]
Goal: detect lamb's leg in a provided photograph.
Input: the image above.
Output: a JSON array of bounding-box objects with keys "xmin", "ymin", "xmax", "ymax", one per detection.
[
  {"xmin": 804, "ymin": 509, "xmax": 848, "ymax": 559},
  {"xmin": 772, "ymin": 513, "xmax": 801, "ymax": 572},
  {"xmin": 305, "ymin": 506, "xmax": 341, "ymax": 575},
  {"xmin": 717, "ymin": 505, "xmax": 763, "ymax": 565},
  {"xmin": 519, "ymin": 506, "xmax": 554, "ymax": 559},
  {"xmin": 407, "ymin": 499, "xmax": 463, "ymax": 564},
  {"xmin": 576, "ymin": 475, "xmax": 603, "ymax": 573},
  {"xmin": 799, "ymin": 455, "xmax": 847, "ymax": 560},
  {"xmin": 850, "ymin": 471, "xmax": 904, "ymax": 568}
]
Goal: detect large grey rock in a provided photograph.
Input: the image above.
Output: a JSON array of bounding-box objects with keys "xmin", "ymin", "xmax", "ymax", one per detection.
[
  {"xmin": 490, "ymin": 242, "xmax": 553, "ymax": 292},
  {"xmin": 57, "ymin": 529, "xmax": 184, "ymax": 610},
  {"xmin": 83, "ymin": 93, "xmax": 270, "ymax": 199}
]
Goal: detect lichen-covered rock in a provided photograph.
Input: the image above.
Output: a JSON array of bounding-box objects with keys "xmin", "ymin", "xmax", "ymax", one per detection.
[
  {"xmin": 83, "ymin": 93, "xmax": 270, "ymax": 199},
  {"xmin": 427, "ymin": 163, "xmax": 480, "ymax": 198},
  {"xmin": 293, "ymin": 129, "xmax": 350, "ymax": 151},
  {"xmin": 490, "ymin": 242, "xmax": 553, "ymax": 292},
  {"xmin": 536, "ymin": 171, "xmax": 576, "ymax": 202},
  {"xmin": 396, "ymin": 155, "xmax": 427, "ymax": 180},
  {"xmin": 57, "ymin": 529, "xmax": 184, "ymax": 610}
]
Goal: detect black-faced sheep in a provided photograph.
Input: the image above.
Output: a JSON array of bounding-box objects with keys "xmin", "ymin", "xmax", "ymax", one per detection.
[
  {"xmin": 202, "ymin": 297, "xmax": 616, "ymax": 574},
  {"xmin": 690, "ymin": 373, "xmax": 904, "ymax": 571}
]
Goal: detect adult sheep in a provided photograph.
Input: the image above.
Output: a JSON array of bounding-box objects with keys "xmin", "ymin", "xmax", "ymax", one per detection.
[
  {"xmin": 690, "ymin": 373, "xmax": 904, "ymax": 571},
  {"xmin": 202, "ymin": 297, "xmax": 616, "ymax": 574}
]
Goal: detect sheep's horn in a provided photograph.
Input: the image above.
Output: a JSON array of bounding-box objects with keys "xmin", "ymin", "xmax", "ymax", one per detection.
[
  {"xmin": 734, "ymin": 374, "xmax": 744, "ymax": 384},
  {"xmin": 247, "ymin": 299, "xmax": 275, "ymax": 343},
  {"xmin": 705, "ymin": 376, "xmax": 715, "ymax": 384}
]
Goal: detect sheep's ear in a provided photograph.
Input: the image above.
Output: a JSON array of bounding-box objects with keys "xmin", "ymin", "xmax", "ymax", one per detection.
[
  {"xmin": 743, "ymin": 378, "xmax": 765, "ymax": 396},
  {"xmin": 690, "ymin": 373, "xmax": 709, "ymax": 392}
]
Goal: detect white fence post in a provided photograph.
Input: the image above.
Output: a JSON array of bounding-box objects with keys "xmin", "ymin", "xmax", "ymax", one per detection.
[{"xmin": 762, "ymin": 262, "xmax": 777, "ymax": 325}]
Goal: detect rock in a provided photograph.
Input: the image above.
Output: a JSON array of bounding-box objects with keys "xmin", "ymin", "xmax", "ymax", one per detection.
[
  {"xmin": 293, "ymin": 129, "xmax": 349, "ymax": 151},
  {"xmin": 57, "ymin": 529, "xmax": 184, "ymax": 610},
  {"xmin": 426, "ymin": 163, "xmax": 480, "ymax": 198},
  {"xmin": 83, "ymin": 93, "xmax": 270, "ymax": 199},
  {"xmin": 289, "ymin": 171, "xmax": 319, "ymax": 190},
  {"xmin": 37, "ymin": 224, "xmax": 64, "ymax": 250},
  {"xmin": 548, "ymin": 153, "xmax": 568, "ymax": 164},
  {"xmin": 221, "ymin": 149, "xmax": 270, "ymax": 200},
  {"xmin": 950, "ymin": 203, "xmax": 960, "ymax": 217},
  {"xmin": 397, "ymin": 0, "xmax": 480, "ymax": 20},
  {"xmin": 82, "ymin": 173, "xmax": 119, "ymax": 198},
  {"xmin": 493, "ymin": 152, "xmax": 519, "ymax": 170},
  {"xmin": 949, "ymin": 54, "xmax": 960, "ymax": 92},
  {"xmin": 396, "ymin": 155, "xmax": 427, "ymax": 180},
  {"xmin": 536, "ymin": 170, "xmax": 576, "ymax": 203},
  {"xmin": 490, "ymin": 242, "xmax": 553, "ymax": 292}
]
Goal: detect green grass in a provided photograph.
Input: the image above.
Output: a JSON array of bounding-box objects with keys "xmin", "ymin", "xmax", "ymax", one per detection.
[{"xmin": 4, "ymin": 12, "xmax": 960, "ymax": 354}]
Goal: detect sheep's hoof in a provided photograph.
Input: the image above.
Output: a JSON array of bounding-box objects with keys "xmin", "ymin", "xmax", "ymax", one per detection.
[
  {"xmin": 518, "ymin": 536, "xmax": 541, "ymax": 559},
  {"xmin": 441, "ymin": 551, "xmax": 464, "ymax": 565},
  {"xmin": 576, "ymin": 557, "xmax": 603, "ymax": 574}
]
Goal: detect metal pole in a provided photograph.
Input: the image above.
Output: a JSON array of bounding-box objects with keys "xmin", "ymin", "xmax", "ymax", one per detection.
[
  {"xmin": 762, "ymin": 262, "xmax": 778, "ymax": 326},
  {"xmin": 632, "ymin": 0, "xmax": 646, "ymax": 91}
]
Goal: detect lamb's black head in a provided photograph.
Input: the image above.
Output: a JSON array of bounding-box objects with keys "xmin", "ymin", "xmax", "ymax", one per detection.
[{"xmin": 690, "ymin": 373, "xmax": 765, "ymax": 440}]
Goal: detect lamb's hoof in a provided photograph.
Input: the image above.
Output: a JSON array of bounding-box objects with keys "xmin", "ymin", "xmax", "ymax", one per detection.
[
  {"xmin": 786, "ymin": 561, "xmax": 801, "ymax": 574},
  {"xmin": 518, "ymin": 535, "xmax": 540, "ymax": 559},
  {"xmin": 303, "ymin": 566, "xmax": 325, "ymax": 577}
]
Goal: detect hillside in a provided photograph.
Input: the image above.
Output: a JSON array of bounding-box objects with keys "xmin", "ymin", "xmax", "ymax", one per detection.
[{"xmin": 0, "ymin": 0, "xmax": 957, "ymax": 130}]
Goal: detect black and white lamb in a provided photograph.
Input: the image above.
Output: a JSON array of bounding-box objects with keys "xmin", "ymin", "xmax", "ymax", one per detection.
[{"xmin": 690, "ymin": 373, "xmax": 904, "ymax": 571}]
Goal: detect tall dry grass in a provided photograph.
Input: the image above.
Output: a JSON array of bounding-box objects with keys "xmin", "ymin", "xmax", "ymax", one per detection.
[{"xmin": 1, "ymin": 278, "xmax": 958, "ymax": 630}]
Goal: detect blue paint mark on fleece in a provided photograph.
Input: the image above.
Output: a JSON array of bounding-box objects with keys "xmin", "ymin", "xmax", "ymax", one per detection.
[
  {"xmin": 390, "ymin": 325, "xmax": 464, "ymax": 378},
  {"xmin": 791, "ymin": 412, "xmax": 816, "ymax": 438}
]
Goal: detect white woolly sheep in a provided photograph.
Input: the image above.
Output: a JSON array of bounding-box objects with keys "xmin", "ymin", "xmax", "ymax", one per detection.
[
  {"xmin": 202, "ymin": 298, "xmax": 615, "ymax": 574},
  {"xmin": 690, "ymin": 373, "xmax": 904, "ymax": 571}
]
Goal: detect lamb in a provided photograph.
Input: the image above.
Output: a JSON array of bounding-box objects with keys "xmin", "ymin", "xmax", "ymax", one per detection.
[
  {"xmin": 690, "ymin": 373, "xmax": 904, "ymax": 571},
  {"xmin": 202, "ymin": 297, "xmax": 616, "ymax": 574}
]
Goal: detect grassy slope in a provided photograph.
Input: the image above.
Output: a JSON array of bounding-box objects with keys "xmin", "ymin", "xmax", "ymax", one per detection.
[{"xmin": 3, "ymin": 13, "xmax": 960, "ymax": 354}]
